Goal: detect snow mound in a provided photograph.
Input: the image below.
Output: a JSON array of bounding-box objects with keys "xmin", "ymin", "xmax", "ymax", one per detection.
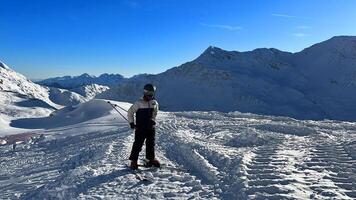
[
  {"xmin": 15, "ymin": 98, "xmax": 56, "ymax": 109},
  {"xmin": 225, "ymin": 129, "xmax": 270, "ymax": 147},
  {"xmin": 10, "ymin": 99, "xmax": 125, "ymax": 129}
]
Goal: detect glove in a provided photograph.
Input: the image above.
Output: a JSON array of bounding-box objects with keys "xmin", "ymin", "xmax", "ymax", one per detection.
[{"xmin": 130, "ymin": 123, "xmax": 136, "ymax": 129}]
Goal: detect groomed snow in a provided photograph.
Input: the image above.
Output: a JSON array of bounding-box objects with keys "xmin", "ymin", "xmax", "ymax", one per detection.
[{"xmin": 1, "ymin": 99, "xmax": 355, "ymax": 199}]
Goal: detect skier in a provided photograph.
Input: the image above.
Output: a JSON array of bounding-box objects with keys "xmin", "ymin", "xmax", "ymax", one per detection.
[{"xmin": 127, "ymin": 83, "xmax": 160, "ymax": 169}]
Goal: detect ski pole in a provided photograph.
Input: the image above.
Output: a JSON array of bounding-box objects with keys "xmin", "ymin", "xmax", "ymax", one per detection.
[
  {"xmin": 112, "ymin": 103, "xmax": 129, "ymax": 113},
  {"xmin": 107, "ymin": 101, "xmax": 129, "ymax": 122},
  {"xmin": 107, "ymin": 101, "xmax": 128, "ymax": 113}
]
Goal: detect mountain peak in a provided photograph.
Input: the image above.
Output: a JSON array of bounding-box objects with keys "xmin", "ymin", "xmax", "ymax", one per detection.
[
  {"xmin": 202, "ymin": 46, "xmax": 225, "ymax": 55},
  {"xmin": 299, "ymin": 35, "xmax": 356, "ymax": 55},
  {"xmin": 323, "ymin": 35, "xmax": 356, "ymax": 46},
  {"xmin": 195, "ymin": 46, "xmax": 233, "ymax": 62},
  {"xmin": 79, "ymin": 73, "xmax": 95, "ymax": 78},
  {"xmin": 99, "ymin": 73, "xmax": 124, "ymax": 79},
  {"xmin": 329, "ymin": 35, "xmax": 356, "ymax": 41}
]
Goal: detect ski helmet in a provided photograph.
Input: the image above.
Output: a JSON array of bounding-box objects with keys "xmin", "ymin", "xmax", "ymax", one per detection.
[{"xmin": 143, "ymin": 83, "xmax": 156, "ymax": 96}]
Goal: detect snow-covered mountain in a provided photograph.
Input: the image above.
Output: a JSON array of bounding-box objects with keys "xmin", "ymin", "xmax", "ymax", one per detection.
[
  {"xmin": 0, "ymin": 62, "xmax": 96, "ymax": 135},
  {"xmin": 71, "ymin": 84, "xmax": 110, "ymax": 99},
  {"xmin": 0, "ymin": 61, "xmax": 59, "ymax": 135},
  {"xmin": 98, "ymin": 36, "xmax": 356, "ymax": 121},
  {"xmin": 291, "ymin": 36, "xmax": 356, "ymax": 120},
  {"xmin": 0, "ymin": 61, "xmax": 56, "ymax": 106},
  {"xmin": 47, "ymin": 87, "xmax": 86, "ymax": 106},
  {"xmin": 37, "ymin": 73, "xmax": 125, "ymax": 89}
]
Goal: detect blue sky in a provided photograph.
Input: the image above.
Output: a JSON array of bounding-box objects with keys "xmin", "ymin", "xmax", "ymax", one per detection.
[{"xmin": 1, "ymin": 0, "xmax": 356, "ymax": 79}]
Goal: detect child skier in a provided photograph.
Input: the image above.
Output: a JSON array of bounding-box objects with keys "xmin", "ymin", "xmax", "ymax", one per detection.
[{"xmin": 127, "ymin": 83, "xmax": 160, "ymax": 169}]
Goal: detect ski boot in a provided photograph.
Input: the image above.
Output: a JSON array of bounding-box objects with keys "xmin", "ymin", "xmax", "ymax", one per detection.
[
  {"xmin": 145, "ymin": 159, "xmax": 161, "ymax": 168},
  {"xmin": 130, "ymin": 160, "xmax": 138, "ymax": 170}
]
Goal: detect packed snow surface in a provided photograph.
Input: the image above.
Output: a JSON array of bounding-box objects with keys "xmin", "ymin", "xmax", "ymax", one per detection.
[{"xmin": 1, "ymin": 99, "xmax": 355, "ymax": 199}]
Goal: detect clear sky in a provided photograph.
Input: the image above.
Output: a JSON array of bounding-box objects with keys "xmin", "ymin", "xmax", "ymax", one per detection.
[{"xmin": 1, "ymin": 0, "xmax": 356, "ymax": 79}]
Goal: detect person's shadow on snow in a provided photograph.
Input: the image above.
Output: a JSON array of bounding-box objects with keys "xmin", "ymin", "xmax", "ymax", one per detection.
[
  {"xmin": 70, "ymin": 168, "xmax": 136, "ymax": 197},
  {"xmin": 20, "ymin": 168, "xmax": 133, "ymax": 200}
]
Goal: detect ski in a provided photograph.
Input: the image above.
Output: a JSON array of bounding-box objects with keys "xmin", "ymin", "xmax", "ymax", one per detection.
[
  {"xmin": 137, "ymin": 162, "xmax": 188, "ymax": 172},
  {"xmin": 160, "ymin": 165, "xmax": 188, "ymax": 172},
  {"xmin": 132, "ymin": 170, "xmax": 150, "ymax": 182},
  {"xmin": 126, "ymin": 165, "xmax": 153, "ymax": 182}
]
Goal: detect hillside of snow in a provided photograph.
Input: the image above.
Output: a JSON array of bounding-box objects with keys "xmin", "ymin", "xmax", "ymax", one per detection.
[
  {"xmin": 1, "ymin": 99, "xmax": 355, "ymax": 199},
  {"xmin": 0, "ymin": 61, "xmax": 60, "ymax": 135},
  {"xmin": 0, "ymin": 61, "xmax": 56, "ymax": 107},
  {"xmin": 37, "ymin": 73, "xmax": 125, "ymax": 89},
  {"xmin": 10, "ymin": 99, "xmax": 123, "ymax": 129},
  {"xmin": 0, "ymin": 62, "xmax": 99, "ymax": 135},
  {"xmin": 98, "ymin": 36, "xmax": 356, "ymax": 121},
  {"xmin": 0, "ymin": 91, "xmax": 55, "ymax": 136}
]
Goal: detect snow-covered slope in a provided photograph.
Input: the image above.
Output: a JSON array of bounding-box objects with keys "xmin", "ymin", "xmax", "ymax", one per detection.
[
  {"xmin": 0, "ymin": 91, "xmax": 55, "ymax": 136},
  {"xmin": 1, "ymin": 101, "xmax": 355, "ymax": 199},
  {"xmin": 0, "ymin": 61, "xmax": 56, "ymax": 106},
  {"xmin": 71, "ymin": 84, "xmax": 110, "ymax": 99},
  {"xmin": 37, "ymin": 73, "xmax": 125, "ymax": 89},
  {"xmin": 0, "ymin": 61, "xmax": 97, "ymax": 135},
  {"xmin": 98, "ymin": 36, "xmax": 356, "ymax": 121},
  {"xmin": 292, "ymin": 36, "xmax": 356, "ymax": 120},
  {"xmin": 10, "ymin": 99, "xmax": 126, "ymax": 129},
  {"xmin": 0, "ymin": 61, "xmax": 61, "ymax": 135}
]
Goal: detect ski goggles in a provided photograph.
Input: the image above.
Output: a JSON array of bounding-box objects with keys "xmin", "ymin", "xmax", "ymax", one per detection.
[{"xmin": 144, "ymin": 89, "xmax": 155, "ymax": 96}]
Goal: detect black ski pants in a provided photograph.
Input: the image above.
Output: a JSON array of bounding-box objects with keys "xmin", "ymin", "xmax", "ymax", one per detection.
[{"xmin": 129, "ymin": 128, "xmax": 155, "ymax": 161}]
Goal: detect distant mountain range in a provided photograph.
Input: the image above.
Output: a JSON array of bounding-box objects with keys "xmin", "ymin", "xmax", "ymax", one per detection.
[
  {"xmin": 5, "ymin": 35, "xmax": 356, "ymax": 121},
  {"xmin": 37, "ymin": 73, "xmax": 124, "ymax": 89},
  {"xmin": 98, "ymin": 36, "xmax": 356, "ymax": 121}
]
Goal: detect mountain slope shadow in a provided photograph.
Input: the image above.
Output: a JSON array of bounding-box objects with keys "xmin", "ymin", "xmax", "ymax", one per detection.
[{"xmin": 15, "ymin": 99, "xmax": 57, "ymax": 110}]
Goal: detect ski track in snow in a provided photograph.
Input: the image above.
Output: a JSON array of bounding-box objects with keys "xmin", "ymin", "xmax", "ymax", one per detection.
[{"xmin": 1, "ymin": 111, "xmax": 355, "ymax": 199}]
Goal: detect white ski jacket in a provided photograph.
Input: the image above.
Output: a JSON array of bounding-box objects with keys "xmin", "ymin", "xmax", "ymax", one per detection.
[{"xmin": 127, "ymin": 98, "xmax": 159, "ymax": 129}]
